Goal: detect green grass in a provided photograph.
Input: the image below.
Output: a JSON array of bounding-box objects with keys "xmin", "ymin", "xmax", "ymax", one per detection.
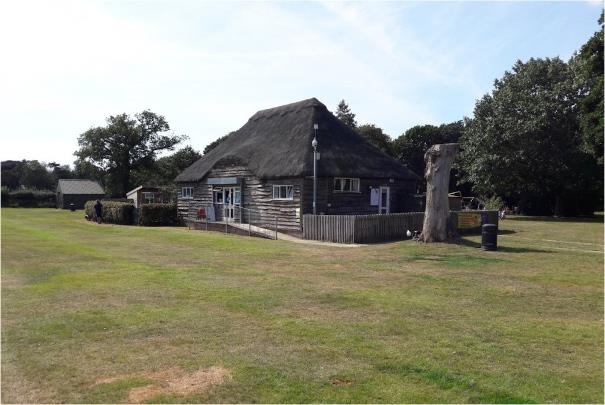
[{"xmin": 1, "ymin": 208, "xmax": 603, "ymax": 403}]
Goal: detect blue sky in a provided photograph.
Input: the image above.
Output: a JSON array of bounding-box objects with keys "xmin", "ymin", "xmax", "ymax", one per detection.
[{"xmin": 0, "ymin": 0, "xmax": 601, "ymax": 165}]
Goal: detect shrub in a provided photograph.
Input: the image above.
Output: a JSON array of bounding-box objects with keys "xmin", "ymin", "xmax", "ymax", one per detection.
[
  {"xmin": 85, "ymin": 200, "xmax": 135, "ymax": 225},
  {"xmin": 4, "ymin": 189, "xmax": 55, "ymax": 208},
  {"xmin": 138, "ymin": 203, "xmax": 178, "ymax": 226},
  {"xmin": 482, "ymin": 195, "xmax": 505, "ymax": 211}
]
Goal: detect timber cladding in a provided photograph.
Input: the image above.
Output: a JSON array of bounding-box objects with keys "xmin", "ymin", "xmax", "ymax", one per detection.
[
  {"xmin": 301, "ymin": 177, "xmax": 417, "ymax": 215},
  {"xmin": 177, "ymin": 164, "xmax": 303, "ymax": 231}
]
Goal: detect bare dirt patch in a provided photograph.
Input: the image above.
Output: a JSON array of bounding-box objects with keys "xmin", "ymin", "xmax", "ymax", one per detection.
[
  {"xmin": 331, "ymin": 377, "xmax": 354, "ymax": 386},
  {"xmin": 95, "ymin": 366, "xmax": 231, "ymax": 402}
]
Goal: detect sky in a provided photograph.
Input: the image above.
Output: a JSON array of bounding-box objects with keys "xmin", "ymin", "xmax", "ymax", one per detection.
[{"xmin": 0, "ymin": 0, "xmax": 602, "ymax": 165}]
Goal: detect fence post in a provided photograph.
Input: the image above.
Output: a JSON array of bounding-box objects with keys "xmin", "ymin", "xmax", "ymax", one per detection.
[
  {"xmin": 225, "ymin": 207, "xmax": 228, "ymax": 234},
  {"xmin": 274, "ymin": 216, "xmax": 278, "ymax": 240}
]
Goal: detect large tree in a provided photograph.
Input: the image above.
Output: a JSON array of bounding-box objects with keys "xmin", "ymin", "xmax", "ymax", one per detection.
[
  {"xmin": 19, "ymin": 160, "xmax": 55, "ymax": 190},
  {"xmin": 47, "ymin": 162, "xmax": 75, "ymax": 184},
  {"xmin": 392, "ymin": 121, "xmax": 465, "ymax": 192},
  {"xmin": 571, "ymin": 11, "xmax": 603, "ymax": 164},
  {"xmin": 335, "ymin": 99, "xmax": 357, "ymax": 129},
  {"xmin": 75, "ymin": 111, "xmax": 186, "ymax": 196},
  {"xmin": 133, "ymin": 146, "xmax": 202, "ymax": 186},
  {"xmin": 460, "ymin": 57, "xmax": 596, "ymax": 215}
]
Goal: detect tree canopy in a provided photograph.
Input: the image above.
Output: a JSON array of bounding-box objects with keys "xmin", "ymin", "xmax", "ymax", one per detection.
[
  {"xmin": 392, "ymin": 121, "xmax": 465, "ymax": 192},
  {"xmin": 75, "ymin": 111, "xmax": 186, "ymax": 196},
  {"xmin": 1, "ymin": 160, "xmax": 55, "ymax": 190},
  {"xmin": 571, "ymin": 11, "xmax": 604, "ymax": 164},
  {"xmin": 460, "ymin": 57, "xmax": 598, "ymax": 215},
  {"xmin": 357, "ymin": 124, "xmax": 394, "ymax": 156},
  {"xmin": 335, "ymin": 99, "xmax": 357, "ymax": 129}
]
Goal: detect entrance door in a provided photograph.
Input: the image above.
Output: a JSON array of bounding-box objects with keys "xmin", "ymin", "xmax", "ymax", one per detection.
[
  {"xmin": 223, "ymin": 187, "xmax": 241, "ymax": 219},
  {"xmin": 379, "ymin": 186, "xmax": 390, "ymax": 214}
]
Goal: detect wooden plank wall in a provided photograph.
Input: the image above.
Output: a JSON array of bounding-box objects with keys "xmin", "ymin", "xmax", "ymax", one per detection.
[
  {"xmin": 302, "ymin": 215, "xmax": 356, "ymax": 244},
  {"xmin": 353, "ymin": 212, "xmax": 424, "ymax": 243},
  {"xmin": 303, "ymin": 210, "xmax": 498, "ymax": 244},
  {"xmin": 176, "ymin": 164, "xmax": 303, "ymax": 231}
]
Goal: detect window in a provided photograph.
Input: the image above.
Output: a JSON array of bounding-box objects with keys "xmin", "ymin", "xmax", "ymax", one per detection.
[
  {"xmin": 182, "ymin": 187, "xmax": 193, "ymax": 199},
  {"xmin": 213, "ymin": 187, "xmax": 223, "ymax": 203},
  {"xmin": 143, "ymin": 192, "xmax": 155, "ymax": 204},
  {"xmin": 272, "ymin": 185, "xmax": 294, "ymax": 200},
  {"xmin": 334, "ymin": 178, "xmax": 360, "ymax": 192}
]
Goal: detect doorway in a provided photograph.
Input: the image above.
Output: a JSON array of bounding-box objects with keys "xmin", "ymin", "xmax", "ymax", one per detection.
[
  {"xmin": 214, "ymin": 186, "xmax": 241, "ymax": 219},
  {"xmin": 379, "ymin": 186, "xmax": 390, "ymax": 214}
]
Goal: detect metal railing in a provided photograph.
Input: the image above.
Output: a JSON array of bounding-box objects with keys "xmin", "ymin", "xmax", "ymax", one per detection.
[{"xmin": 185, "ymin": 201, "xmax": 279, "ymax": 240}]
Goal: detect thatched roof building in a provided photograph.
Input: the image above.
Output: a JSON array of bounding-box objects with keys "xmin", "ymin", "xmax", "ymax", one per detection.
[
  {"xmin": 175, "ymin": 98, "xmax": 420, "ymax": 231},
  {"xmin": 176, "ymin": 98, "xmax": 418, "ymax": 182}
]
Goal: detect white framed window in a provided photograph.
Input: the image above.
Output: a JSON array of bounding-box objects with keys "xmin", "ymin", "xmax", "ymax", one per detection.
[
  {"xmin": 334, "ymin": 177, "xmax": 360, "ymax": 192},
  {"xmin": 272, "ymin": 185, "xmax": 294, "ymax": 200},
  {"xmin": 143, "ymin": 192, "xmax": 155, "ymax": 204},
  {"xmin": 213, "ymin": 187, "xmax": 223, "ymax": 203},
  {"xmin": 181, "ymin": 187, "xmax": 193, "ymax": 199}
]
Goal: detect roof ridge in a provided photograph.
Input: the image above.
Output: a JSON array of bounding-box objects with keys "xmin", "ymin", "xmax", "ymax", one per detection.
[{"xmin": 249, "ymin": 98, "xmax": 325, "ymax": 122}]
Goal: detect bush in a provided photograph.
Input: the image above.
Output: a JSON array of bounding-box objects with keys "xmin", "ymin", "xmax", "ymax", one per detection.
[
  {"xmin": 482, "ymin": 195, "xmax": 505, "ymax": 211},
  {"xmin": 85, "ymin": 200, "xmax": 135, "ymax": 225},
  {"xmin": 3, "ymin": 189, "xmax": 55, "ymax": 208},
  {"xmin": 138, "ymin": 203, "xmax": 178, "ymax": 226}
]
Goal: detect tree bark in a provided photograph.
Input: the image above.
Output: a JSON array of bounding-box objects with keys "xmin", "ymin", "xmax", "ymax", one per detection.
[{"xmin": 420, "ymin": 143, "xmax": 459, "ymax": 242}]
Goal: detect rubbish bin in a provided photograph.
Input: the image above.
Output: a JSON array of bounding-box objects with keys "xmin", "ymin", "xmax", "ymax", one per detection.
[
  {"xmin": 69, "ymin": 203, "xmax": 76, "ymax": 212},
  {"xmin": 481, "ymin": 223, "xmax": 497, "ymax": 251}
]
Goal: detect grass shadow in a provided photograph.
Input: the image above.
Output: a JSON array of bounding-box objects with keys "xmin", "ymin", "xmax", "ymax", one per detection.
[
  {"xmin": 506, "ymin": 214, "xmax": 603, "ymax": 224},
  {"xmin": 458, "ymin": 238, "xmax": 550, "ymax": 253}
]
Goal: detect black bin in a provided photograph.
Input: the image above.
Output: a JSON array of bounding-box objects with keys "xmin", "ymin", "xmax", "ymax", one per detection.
[{"xmin": 481, "ymin": 224, "xmax": 498, "ymax": 251}]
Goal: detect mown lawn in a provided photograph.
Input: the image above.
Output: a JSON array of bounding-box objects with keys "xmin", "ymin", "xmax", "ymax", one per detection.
[{"xmin": 1, "ymin": 208, "xmax": 603, "ymax": 403}]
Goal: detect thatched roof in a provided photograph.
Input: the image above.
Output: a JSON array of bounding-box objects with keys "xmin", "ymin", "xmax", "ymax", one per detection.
[
  {"xmin": 175, "ymin": 98, "xmax": 419, "ymax": 182},
  {"xmin": 57, "ymin": 179, "xmax": 104, "ymax": 195}
]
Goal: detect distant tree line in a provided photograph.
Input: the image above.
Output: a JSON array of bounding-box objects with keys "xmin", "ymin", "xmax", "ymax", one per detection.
[{"xmin": 2, "ymin": 109, "xmax": 205, "ymax": 197}]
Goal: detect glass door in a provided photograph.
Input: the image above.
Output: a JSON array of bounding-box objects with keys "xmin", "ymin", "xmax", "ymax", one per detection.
[
  {"xmin": 379, "ymin": 186, "xmax": 390, "ymax": 214},
  {"xmin": 223, "ymin": 187, "xmax": 241, "ymax": 219}
]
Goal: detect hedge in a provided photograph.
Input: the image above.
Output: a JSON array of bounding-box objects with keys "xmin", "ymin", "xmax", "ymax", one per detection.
[
  {"xmin": 2, "ymin": 188, "xmax": 55, "ymax": 208},
  {"xmin": 85, "ymin": 200, "xmax": 135, "ymax": 225},
  {"xmin": 138, "ymin": 203, "xmax": 178, "ymax": 226}
]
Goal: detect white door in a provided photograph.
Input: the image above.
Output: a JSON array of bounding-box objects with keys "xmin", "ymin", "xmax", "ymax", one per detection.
[
  {"xmin": 224, "ymin": 188, "xmax": 233, "ymax": 219},
  {"xmin": 223, "ymin": 187, "xmax": 241, "ymax": 219},
  {"xmin": 379, "ymin": 186, "xmax": 390, "ymax": 214}
]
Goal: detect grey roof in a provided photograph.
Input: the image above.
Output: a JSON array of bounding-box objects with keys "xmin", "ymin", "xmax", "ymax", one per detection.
[
  {"xmin": 57, "ymin": 179, "xmax": 104, "ymax": 195},
  {"xmin": 175, "ymin": 98, "xmax": 419, "ymax": 182}
]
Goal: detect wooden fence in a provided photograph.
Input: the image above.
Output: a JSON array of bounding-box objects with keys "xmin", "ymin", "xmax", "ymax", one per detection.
[
  {"xmin": 303, "ymin": 210, "xmax": 498, "ymax": 244},
  {"xmin": 302, "ymin": 215, "xmax": 356, "ymax": 244}
]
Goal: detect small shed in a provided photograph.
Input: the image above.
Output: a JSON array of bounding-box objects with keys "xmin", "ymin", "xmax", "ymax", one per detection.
[
  {"xmin": 126, "ymin": 186, "xmax": 163, "ymax": 208},
  {"xmin": 56, "ymin": 179, "xmax": 105, "ymax": 209}
]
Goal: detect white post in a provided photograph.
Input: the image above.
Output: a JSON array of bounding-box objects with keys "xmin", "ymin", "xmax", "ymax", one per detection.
[{"xmin": 312, "ymin": 124, "xmax": 318, "ymax": 215}]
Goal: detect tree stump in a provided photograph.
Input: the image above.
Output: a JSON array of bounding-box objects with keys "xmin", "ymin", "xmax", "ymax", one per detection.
[{"xmin": 420, "ymin": 143, "xmax": 459, "ymax": 243}]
